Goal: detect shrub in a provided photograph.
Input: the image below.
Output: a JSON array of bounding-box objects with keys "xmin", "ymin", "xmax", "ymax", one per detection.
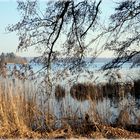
[{"xmin": 55, "ymin": 85, "xmax": 66, "ymax": 101}]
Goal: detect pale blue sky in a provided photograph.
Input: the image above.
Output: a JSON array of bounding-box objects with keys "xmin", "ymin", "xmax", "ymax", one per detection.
[{"xmin": 0, "ymin": 0, "xmax": 116, "ymax": 57}]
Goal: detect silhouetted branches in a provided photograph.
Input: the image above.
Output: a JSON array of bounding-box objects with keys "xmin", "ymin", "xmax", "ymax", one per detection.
[
  {"xmin": 7, "ymin": 0, "xmax": 102, "ymax": 72},
  {"xmin": 103, "ymin": 0, "xmax": 140, "ymax": 69}
]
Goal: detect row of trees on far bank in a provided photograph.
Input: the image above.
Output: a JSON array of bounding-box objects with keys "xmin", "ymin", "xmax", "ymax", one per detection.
[{"xmin": 0, "ymin": 52, "xmax": 27, "ymax": 64}]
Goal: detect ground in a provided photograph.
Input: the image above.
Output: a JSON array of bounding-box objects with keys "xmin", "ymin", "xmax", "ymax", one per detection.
[{"xmin": 0, "ymin": 124, "xmax": 140, "ymax": 139}]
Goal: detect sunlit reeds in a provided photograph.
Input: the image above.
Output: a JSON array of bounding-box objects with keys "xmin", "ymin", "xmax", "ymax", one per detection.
[
  {"xmin": 0, "ymin": 73, "xmax": 140, "ymax": 138},
  {"xmin": 0, "ymin": 79, "xmax": 41, "ymax": 138}
]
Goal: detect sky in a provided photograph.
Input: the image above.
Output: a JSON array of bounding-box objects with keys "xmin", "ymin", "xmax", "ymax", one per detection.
[{"xmin": 0, "ymin": 0, "xmax": 116, "ymax": 57}]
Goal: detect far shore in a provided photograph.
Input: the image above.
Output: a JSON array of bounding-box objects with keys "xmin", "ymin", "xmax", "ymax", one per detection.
[{"xmin": 6, "ymin": 62, "xmax": 28, "ymax": 65}]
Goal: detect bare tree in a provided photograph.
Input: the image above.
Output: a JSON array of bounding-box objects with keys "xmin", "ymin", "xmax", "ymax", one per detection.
[
  {"xmin": 7, "ymin": 0, "xmax": 102, "ymax": 71},
  {"xmin": 6, "ymin": 0, "xmax": 103, "ymax": 102},
  {"xmin": 102, "ymin": 0, "xmax": 140, "ymax": 69},
  {"xmin": 6, "ymin": 2, "xmax": 105, "ymax": 119}
]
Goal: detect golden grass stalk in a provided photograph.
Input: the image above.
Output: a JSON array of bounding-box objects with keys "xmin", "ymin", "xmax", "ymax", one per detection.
[{"xmin": 0, "ymin": 79, "xmax": 41, "ymax": 137}]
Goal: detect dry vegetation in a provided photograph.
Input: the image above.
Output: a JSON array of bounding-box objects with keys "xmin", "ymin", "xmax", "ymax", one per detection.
[
  {"xmin": 69, "ymin": 82, "xmax": 135, "ymax": 101},
  {"xmin": 0, "ymin": 77, "xmax": 139, "ymax": 138}
]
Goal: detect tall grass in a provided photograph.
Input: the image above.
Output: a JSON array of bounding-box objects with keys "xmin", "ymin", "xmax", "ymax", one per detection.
[
  {"xmin": 0, "ymin": 76, "xmax": 140, "ymax": 138},
  {"xmin": 0, "ymin": 78, "xmax": 42, "ymax": 138}
]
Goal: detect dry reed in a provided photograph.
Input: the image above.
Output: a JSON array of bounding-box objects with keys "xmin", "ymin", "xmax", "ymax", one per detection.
[
  {"xmin": 0, "ymin": 76, "xmax": 139, "ymax": 138},
  {"xmin": 55, "ymin": 85, "xmax": 65, "ymax": 101},
  {"xmin": 0, "ymin": 79, "xmax": 41, "ymax": 138}
]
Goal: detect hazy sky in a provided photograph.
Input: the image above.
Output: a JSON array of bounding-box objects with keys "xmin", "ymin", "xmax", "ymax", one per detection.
[{"xmin": 0, "ymin": 0, "xmax": 116, "ymax": 57}]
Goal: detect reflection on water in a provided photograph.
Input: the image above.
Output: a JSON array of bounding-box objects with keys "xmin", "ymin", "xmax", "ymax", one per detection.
[{"xmin": 41, "ymin": 92, "xmax": 140, "ymax": 125}]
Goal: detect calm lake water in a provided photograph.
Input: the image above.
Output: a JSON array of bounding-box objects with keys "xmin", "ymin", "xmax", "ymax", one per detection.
[{"xmin": 7, "ymin": 61, "xmax": 140, "ymax": 84}]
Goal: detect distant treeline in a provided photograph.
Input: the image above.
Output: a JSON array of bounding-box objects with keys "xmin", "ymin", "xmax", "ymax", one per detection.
[{"xmin": 0, "ymin": 52, "xmax": 27, "ymax": 64}]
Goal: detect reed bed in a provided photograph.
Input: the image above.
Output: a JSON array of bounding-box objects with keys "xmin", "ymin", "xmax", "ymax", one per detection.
[
  {"xmin": 0, "ymin": 79, "xmax": 41, "ymax": 138},
  {"xmin": 55, "ymin": 85, "xmax": 66, "ymax": 101},
  {"xmin": 69, "ymin": 81, "xmax": 137, "ymax": 102},
  {"xmin": 0, "ymin": 76, "xmax": 140, "ymax": 138}
]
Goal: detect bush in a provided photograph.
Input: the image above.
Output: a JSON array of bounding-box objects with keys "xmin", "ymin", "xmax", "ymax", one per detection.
[{"xmin": 55, "ymin": 85, "xmax": 66, "ymax": 101}]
